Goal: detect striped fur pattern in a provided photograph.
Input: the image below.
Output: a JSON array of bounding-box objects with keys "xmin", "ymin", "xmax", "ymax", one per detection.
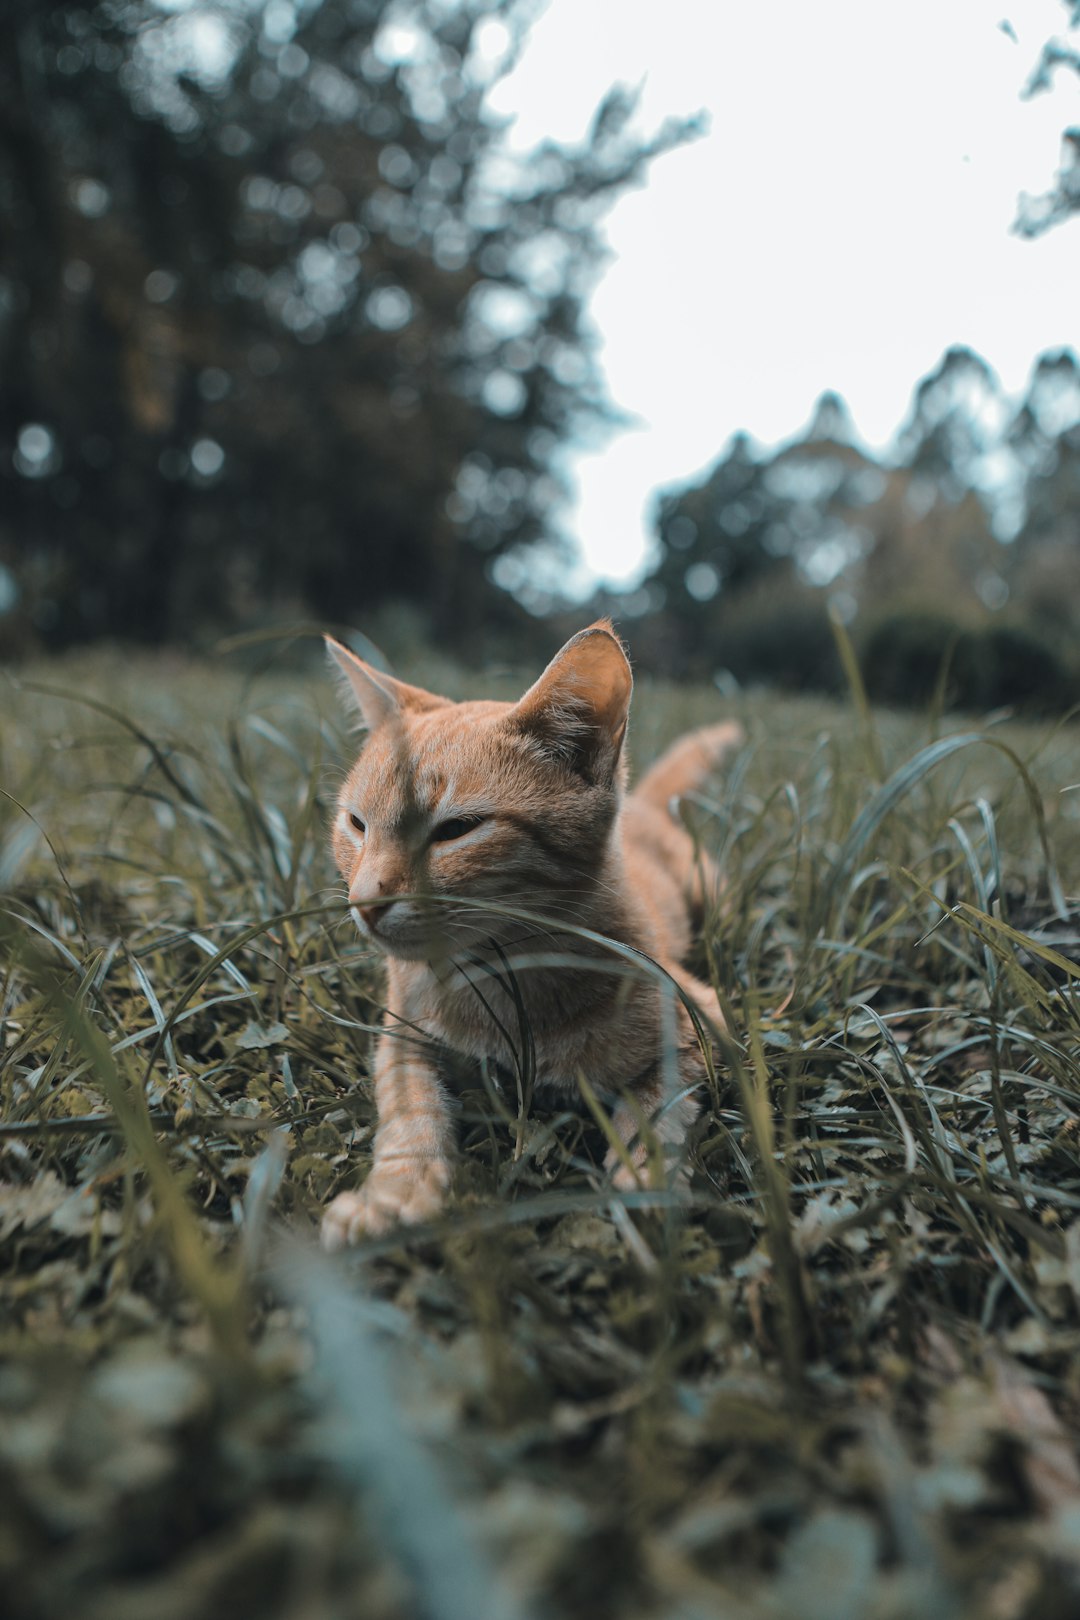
[{"xmin": 321, "ymin": 621, "xmax": 742, "ymax": 1248}]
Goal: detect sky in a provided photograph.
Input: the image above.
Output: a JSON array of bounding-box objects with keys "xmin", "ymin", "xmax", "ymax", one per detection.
[{"xmin": 483, "ymin": 0, "xmax": 1080, "ymax": 589}]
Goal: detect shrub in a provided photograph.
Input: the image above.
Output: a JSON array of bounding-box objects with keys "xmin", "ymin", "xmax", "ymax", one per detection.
[
  {"xmin": 717, "ymin": 596, "xmax": 842, "ymax": 691},
  {"xmin": 862, "ymin": 610, "xmax": 1075, "ymax": 713}
]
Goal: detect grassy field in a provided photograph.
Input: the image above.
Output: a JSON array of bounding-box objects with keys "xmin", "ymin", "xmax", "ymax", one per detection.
[{"xmin": 3, "ymin": 642, "xmax": 1080, "ymax": 1620}]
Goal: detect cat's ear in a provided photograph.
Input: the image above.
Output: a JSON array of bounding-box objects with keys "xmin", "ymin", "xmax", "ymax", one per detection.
[
  {"xmin": 325, "ymin": 637, "xmax": 447, "ymax": 730},
  {"xmin": 510, "ymin": 621, "xmax": 632, "ymax": 783}
]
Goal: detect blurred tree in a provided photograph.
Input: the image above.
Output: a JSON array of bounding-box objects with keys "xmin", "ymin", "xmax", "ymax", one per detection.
[
  {"xmin": 895, "ymin": 346, "xmax": 1007, "ymax": 501},
  {"xmin": 1008, "ymin": 349, "xmax": 1080, "ymax": 540},
  {"xmin": 1006, "ymin": 349, "xmax": 1080, "ymax": 638},
  {"xmin": 642, "ymin": 359, "xmax": 1023, "ymax": 688},
  {"xmin": 0, "ymin": 0, "xmax": 694, "ymax": 651},
  {"xmin": 1016, "ymin": 0, "xmax": 1080, "ymax": 237},
  {"xmin": 856, "ymin": 347, "xmax": 1006, "ymax": 614},
  {"xmin": 650, "ymin": 432, "xmax": 791, "ymax": 620},
  {"xmin": 760, "ymin": 393, "xmax": 884, "ymax": 593},
  {"xmin": 645, "ymin": 397, "xmax": 884, "ymax": 675},
  {"xmin": 855, "ymin": 476, "xmax": 1001, "ymax": 618}
]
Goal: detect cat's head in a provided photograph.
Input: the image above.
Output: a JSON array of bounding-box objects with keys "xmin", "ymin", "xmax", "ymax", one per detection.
[{"xmin": 328, "ymin": 623, "xmax": 632, "ymax": 961}]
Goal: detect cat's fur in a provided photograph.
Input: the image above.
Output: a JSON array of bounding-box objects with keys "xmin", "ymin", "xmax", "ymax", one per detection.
[{"xmin": 321, "ymin": 620, "xmax": 741, "ymax": 1249}]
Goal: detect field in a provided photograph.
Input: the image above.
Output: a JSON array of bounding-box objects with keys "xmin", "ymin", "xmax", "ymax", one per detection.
[{"xmin": 3, "ymin": 642, "xmax": 1080, "ymax": 1620}]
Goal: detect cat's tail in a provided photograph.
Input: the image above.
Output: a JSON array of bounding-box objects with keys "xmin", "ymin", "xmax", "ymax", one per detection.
[{"xmin": 632, "ymin": 721, "xmax": 744, "ymax": 814}]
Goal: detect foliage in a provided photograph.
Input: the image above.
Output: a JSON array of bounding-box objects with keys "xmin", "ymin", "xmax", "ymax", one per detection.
[
  {"xmin": 645, "ymin": 346, "xmax": 1080, "ymax": 703},
  {"xmin": 628, "ymin": 573, "xmax": 842, "ymax": 691},
  {"xmin": 1016, "ymin": 0, "xmax": 1080, "ymax": 237},
  {"xmin": 0, "ymin": 1, "xmax": 693, "ymax": 652},
  {"xmin": 4, "ymin": 650, "xmax": 1080, "ymax": 1618},
  {"xmin": 897, "ymin": 347, "xmax": 1007, "ymax": 497},
  {"xmin": 861, "ymin": 611, "xmax": 1078, "ymax": 714},
  {"xmin": 650, "ymin": 432, "xmax": 792, "ymax": 615}
]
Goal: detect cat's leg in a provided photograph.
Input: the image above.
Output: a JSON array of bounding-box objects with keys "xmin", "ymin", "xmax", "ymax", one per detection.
[
  {"xmin": 321, "ymin": 1032, "xmax": 454, "ymax": 1248},
  {"xmin": 605, "ymin": 1047, "xmax": 703, "ymax": 1192},
  {"xmin": 605, "ymin": 976, "xmax": 719, "ymax": 1191}
]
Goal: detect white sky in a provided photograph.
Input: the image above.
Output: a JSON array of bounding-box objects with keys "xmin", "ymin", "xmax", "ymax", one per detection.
[{"xmin": 487, "ymin": 0, "xmax": 1080, "ymax": 588}]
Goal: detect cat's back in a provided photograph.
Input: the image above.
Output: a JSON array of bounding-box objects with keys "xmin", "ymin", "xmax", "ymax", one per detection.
[
  {"xmin": 620, "ymin": 796, "xmax": 698, "ymax": 962},
  {"xmin": 620, "ymin": 717, "xmax": 742, "ymax": 961}
]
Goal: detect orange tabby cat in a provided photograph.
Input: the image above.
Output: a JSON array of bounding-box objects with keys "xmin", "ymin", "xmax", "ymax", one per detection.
[{"xmin": 321, "ymin": 620, "xmax": 741, "ymax": 1249}]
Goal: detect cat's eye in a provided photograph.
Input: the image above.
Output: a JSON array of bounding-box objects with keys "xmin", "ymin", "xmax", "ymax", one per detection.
[
  {"xmin": 430, "ymin": 815, "xmax": 485, "ymax": 844},
  {"xmin": 348, "ymin": 812, "xmax": 365, "ymax": 835}
]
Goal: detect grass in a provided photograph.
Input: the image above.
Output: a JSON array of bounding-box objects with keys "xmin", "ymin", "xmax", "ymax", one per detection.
[{"xmin": 3, "ymin": 641, "xmax": 1080, "ymax": 1620}]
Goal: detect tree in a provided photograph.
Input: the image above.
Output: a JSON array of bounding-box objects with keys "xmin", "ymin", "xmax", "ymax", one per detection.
[
  {"xmin": 760, "ymin": 393, "xmax": 884, "ymax": 593},
  {"xmin": 639, "ymin": 402, "xmax": 886, "ymax": 683},
  {"xmin": 650, "ymin": 432, "xmax": 790, "ymax": 617},
  {"xmin": 895, "ymin": 346, "xmax": 1007, "ymax": 502},
  {"xmin": 639, "ymin": 358, "xmax": 1020, "ymax": 685},
  {"xmin": 648, "ymin": 396, "xmax": 887, "ymax": 629},
  {"xmin": 1016, "ymin": 0, "xmax": 1080, "ymax": 236},
  {"xmin": 0, "ymin": 0, "xmax": 694, "ymax": 651},
  {"xmin": 1006, "ymin": 349, "xmax": 1080, "ymax": 637},
  {"xmin": 1007, "ymin": 349, "xmax": 1080, "ymax": 527}
]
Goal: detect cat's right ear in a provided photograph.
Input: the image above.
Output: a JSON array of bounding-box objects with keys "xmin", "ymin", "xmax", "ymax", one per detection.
[
  {"xmin": 510, "ymin": 621, "xmax": 632, "ymax": 784},
  {"xmin": 325, "ymin": 637, "xmax": 446, "ymax": 730}
]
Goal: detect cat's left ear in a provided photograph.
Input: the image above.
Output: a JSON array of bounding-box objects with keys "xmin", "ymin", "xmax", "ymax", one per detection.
[
  {"xmin": 325, "ymin": 637, "xmax": 447, "ymax": 731},
  {"xmin": 510, "ymin": 621, "xmax": 632, "ymax": 784}
]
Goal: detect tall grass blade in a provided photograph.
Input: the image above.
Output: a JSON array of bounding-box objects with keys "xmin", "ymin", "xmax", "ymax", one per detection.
[
  {"xmin": 276, "ymin": 1236, "xmax": 533, "ymax": 1620},
  {"xmin": 829, "ymin": 604, "xmax": 885, "ymax": 782}
]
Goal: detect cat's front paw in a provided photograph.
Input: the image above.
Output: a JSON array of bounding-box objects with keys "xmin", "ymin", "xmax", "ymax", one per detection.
[
  {"xmin": 606, "ymin": 1141, "xmax": 690, "ymax": 1194},
  {"xmin": 320, "ymin": 1157, "xmax": 452, "ymax": 1249}
]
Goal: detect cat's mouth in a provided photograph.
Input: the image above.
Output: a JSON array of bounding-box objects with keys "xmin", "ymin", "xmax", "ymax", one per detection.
[
  {"xmin": 350, "ymin": 900, "xmax": 460, "ymax": 959},
  {"xmin": 350, "ymin": 903, "xmax": 389, "ymax": 944},
  {"xmin": 350, "ymin": 903, "xmax": 399, "ymax": 945},
  {"xmin": 350, "ymin": 898, "xmax": 526, "ymax": 964}
]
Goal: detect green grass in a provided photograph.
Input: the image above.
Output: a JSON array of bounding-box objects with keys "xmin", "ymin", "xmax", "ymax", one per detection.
[{"xmin": 3, "ymin": 644, "xmax": 1080, "ymax": 1620}]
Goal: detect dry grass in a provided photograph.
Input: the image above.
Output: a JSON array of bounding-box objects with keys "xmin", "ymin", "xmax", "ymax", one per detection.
[{"xmin": 3, "ymin": 643, "xmax": 1080, "ymax": 1620}]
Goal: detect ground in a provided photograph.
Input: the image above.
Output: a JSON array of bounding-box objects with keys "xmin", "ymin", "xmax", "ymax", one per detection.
[{"xmin": 3, "ymin": 644, "xmax": 1080, "ymax": 1620}]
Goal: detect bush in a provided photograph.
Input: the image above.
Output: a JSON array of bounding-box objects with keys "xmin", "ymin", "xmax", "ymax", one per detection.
[
  {"xmin": 862, "ymin": 610, "xmax": 1076, "ymax": 713},
  {"xmin": 717, "ymin": 596, "xmax": 842, "ymax": 691},
  {"xmin": 633, "ymin": 579, "xmax": 844, "ymax": 690}
]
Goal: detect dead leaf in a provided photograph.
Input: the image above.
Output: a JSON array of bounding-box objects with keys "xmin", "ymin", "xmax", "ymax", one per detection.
[{"xmin": 991, "ymin": 1353, "xmax": 1080, "ymax": 1520}]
